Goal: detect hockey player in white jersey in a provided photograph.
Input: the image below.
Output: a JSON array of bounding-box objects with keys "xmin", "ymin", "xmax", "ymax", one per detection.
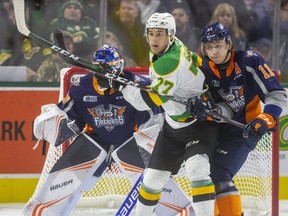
[{"xmin": 120, "ymin": 13, "xmax": 219, "ymax": 216}]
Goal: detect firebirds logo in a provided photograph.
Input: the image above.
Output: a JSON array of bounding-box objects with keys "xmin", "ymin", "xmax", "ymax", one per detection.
[
  {"xmin": 218, "ymin": 85, "xmax": 245, "ymax": 112},
  {"xmin": 88, "ymin": 104, "xmax": 126, "ymax": 131}
]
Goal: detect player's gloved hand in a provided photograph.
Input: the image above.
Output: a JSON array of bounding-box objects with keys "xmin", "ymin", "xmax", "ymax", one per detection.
[
  {"xmin": 98, "ymin": 62, "xmax": 124, "ymax": 90},
  {"xmin": 186, "ymin": 97, "xmax": 207, "ymax": 120},
  {"xmin": 243, "ymin": 113, "xmax": 276, "ymax": 142},
  {"xmin": 100, "ymin": 62, "xmax": 122, "ymax": 77},
  {"xmin": 114, "ymin": 70, "xmax": 151, "ymax": 91}
]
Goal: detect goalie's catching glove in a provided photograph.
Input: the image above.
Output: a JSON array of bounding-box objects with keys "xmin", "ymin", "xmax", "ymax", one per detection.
[
  {"xmin": 33, "ymin": 104, "xmax": 80, "ymax": 147},
  {"xmin": 243, "ymin": 113, "xmax": 276, "ymax": 142}
]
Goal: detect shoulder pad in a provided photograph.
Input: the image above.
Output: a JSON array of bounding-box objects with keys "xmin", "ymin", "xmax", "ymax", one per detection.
[{"xmin": 153, "ymin": 44, "xmax": 181, "ymax": 75}]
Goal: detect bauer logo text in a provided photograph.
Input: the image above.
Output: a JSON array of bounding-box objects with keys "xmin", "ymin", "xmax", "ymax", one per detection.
[{"xmin": 50, "ymin": 179, "xmax": 73, "ymax": 191}]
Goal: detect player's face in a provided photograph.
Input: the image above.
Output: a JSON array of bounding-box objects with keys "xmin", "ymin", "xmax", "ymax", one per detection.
[
  {"xmin": 204, "ymin": 39, "xmax": 230, "ymax": 64},
  {"xmin": 147, "ymin": 28, "xmax": 170, "ymax": 54}
]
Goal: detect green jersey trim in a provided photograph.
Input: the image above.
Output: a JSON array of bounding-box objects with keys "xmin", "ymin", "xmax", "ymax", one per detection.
[{"xmin": 169, "ymin": 112, "xmax": 195, "ymax": 122}]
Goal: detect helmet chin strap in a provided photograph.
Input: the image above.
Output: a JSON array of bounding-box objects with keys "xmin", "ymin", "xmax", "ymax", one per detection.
[
  {"xmin": 165, "ymin": 35, "xmax": 174, "ymax": 52},
  {"xmin": 215, "ymin": 42, "xmax": 232, "ymax": 66},
  {"xmin": 219, "ymin": 49, "xmax": 231, "ymax": 65},
  {"xmin": 155, "ymin": 35, "xmax": 174, "ymax": 56}
]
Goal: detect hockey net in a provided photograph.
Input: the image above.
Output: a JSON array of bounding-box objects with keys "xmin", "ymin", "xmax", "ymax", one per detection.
[{"xmin": 37, "ymin": 67, "xmax": 278, "ymax": 215}]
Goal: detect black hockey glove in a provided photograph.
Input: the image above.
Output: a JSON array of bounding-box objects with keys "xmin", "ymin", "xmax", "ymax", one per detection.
[
  {"xmin": 114, "ymin": 70, "xmax": 151, "ymax": 91},
  {"xmin": 186, "ymin": 97, "xmax": 207, "ymax": 120},
  {"xmin": 243, "ymin": 113, "xmax": 276, "ymax": 142},
  {"xmin": 100, "ymin": 62, "xmax": 122, "ymax": 77},
  {"xmin": 98, "ymin": 62, "xmax": 123, "ymax": 89},
  {"xmin": 186, "ymin": 93, "xmax": 221, "ymax": 121}
]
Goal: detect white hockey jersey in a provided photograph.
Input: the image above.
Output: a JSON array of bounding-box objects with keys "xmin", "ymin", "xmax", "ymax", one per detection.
[{"xmin": 123, "ymin": 37, "xmax": 206, "ymax": 129}]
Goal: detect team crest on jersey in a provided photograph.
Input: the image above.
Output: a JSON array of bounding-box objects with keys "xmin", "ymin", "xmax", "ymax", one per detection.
[
  {"xmin": 87, "ymin": 104, "xmax": 126, "ymax": 131},
  {"xmin": 218, "ymin": 86, "xmax": 245, "ymax": 112}
]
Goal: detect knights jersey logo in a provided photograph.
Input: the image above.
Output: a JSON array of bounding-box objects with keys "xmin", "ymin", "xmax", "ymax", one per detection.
[
  {"xmin": 218, "ymin": 85, "xmax": 245, "ymax": 112},
  {"xmin": 88, "ymin": 104, "xmax": 126, "ymax": 131}
]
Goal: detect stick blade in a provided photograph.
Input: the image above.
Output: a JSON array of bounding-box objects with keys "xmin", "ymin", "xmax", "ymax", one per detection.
[
  {"xmin": 53, "ymin": 29, "xmax": 66, "ymax": 49},
  {"xmin": 13, "ymin": 0, "xmax": 30, "ymax": 36}
]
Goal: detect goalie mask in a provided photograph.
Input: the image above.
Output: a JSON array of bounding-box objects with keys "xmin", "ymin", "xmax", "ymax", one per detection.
[{"xmin": 92, "ymin": 44, "xmax": 124, "ymax": 90}]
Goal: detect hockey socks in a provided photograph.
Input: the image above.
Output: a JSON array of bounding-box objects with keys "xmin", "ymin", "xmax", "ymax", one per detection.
[
  {"xmin": 214, "ymin": 181, "xmax": 243, "ymax": 216},
  {"xmin": 215, "ymin": 194, "xmax": 243, "ymax": 216},
  {"xmin": 191, "ymin": 179, "xmax": 215, "ymax": 216},
  {"xmin": 135, "ymin": 184, "xmax": 161, "ymax": 216}
]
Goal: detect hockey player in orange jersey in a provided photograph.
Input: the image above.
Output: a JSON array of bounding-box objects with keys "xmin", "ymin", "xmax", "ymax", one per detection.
[{"xmin": 186, "ymin": 22, "xmax": 287, "ymax": 215}]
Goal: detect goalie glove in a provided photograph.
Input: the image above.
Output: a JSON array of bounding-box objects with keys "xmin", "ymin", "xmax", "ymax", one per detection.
[
  {"xmin": 243, "ymin": 113, "xmax": 276, "ymax": 142},
  {"xmin": 33, "ymin": 104, "xmax": 80, "ymax": 146}
]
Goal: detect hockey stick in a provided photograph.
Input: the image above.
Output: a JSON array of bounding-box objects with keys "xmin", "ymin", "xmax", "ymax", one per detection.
[
  {"xmin": 13, "ymin": 0, "xmax": 139, "ymax": 87},
  {"xmin": 13, "ymin": 0, "xmax": 244, "ymax": 129},
  {"xmin": 115, "ymin": 173, "xmax": 143, "ymax": 216},
  {"xmin": 53, "ymin": 30, "xmax": 245, "ymax": 130}
]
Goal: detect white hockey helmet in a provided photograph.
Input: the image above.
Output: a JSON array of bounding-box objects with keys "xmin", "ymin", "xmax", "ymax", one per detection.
[{"xmin": 145, "ymin": 13, "xmax": 176, "ymax": 36}]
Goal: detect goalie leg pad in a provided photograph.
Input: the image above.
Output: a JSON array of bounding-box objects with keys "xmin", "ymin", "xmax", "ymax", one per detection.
[
  {"xmin": 112, "ymin": 137, "xmax": 146, "ymax": 184},
  {"xmin": 24, "ymin": 133, "xmax": 107, "ymax": 216},
  {"xmin": 23, "ymin": 197, "xmax": 54, "ymax": 216}
]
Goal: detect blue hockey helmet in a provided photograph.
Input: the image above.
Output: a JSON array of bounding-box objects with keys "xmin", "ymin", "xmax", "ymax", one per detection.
[
  {"xmin": 92, "ymin": 44, "xmax": 124, "ymax": 71},
  {"xmin": 92, "ymin": 44, "xmax": 124, "ymax": 89},
  {"xmin": 201, "ymin": 22, "xmax": 231, "ymax": 44}
]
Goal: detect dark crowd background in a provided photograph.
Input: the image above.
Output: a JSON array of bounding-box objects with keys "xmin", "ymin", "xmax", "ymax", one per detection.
[{"xmin": 0, "ymin": 0, "xmax": 287, "ymax": 83}]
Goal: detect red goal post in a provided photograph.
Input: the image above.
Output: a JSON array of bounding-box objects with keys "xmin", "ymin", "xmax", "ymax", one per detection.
[{"xmin": 49, "ymin": 67, "xmax": 279, "ymax": 215}]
